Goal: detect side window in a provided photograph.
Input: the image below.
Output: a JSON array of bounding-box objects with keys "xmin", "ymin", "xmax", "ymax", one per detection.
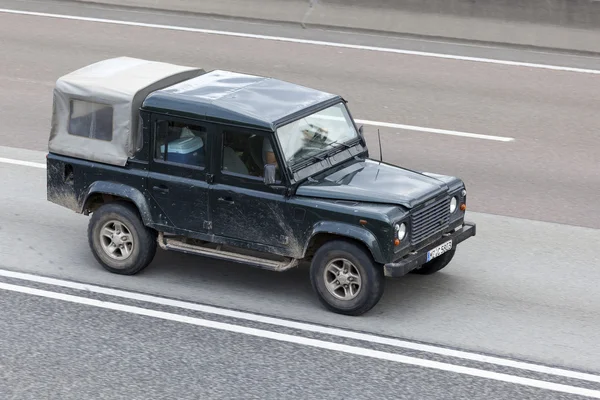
[
  {"xmin": 221, "ymin": 130, "xmax": 280, "ymax": 180},
  {"xmin": 155, "ymin": 120, "xmax": 207, "ymax": 168},
  {"xmin": 68, "ymin": 99, "xmax": 113, "ymax": 141}
]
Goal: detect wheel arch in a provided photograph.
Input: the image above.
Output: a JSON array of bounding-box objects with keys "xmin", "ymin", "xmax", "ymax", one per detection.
[
  {"xmin": 81, "ymin": 181, "xmax": 153, "ymax": 225},
  {"xmin": 303, "ymin": 221, "xmax": 386, "ymax": 264}
]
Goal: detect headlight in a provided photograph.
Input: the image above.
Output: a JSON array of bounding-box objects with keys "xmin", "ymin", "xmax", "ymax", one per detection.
[
  {"xmin": 395, "ymin": 223, "xmax": 407, "ymax": 240},
  {"xmin": 450, "ymin": 196, "xmax": 458, "ymax": 213}
]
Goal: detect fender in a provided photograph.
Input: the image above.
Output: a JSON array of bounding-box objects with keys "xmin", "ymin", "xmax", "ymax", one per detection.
[
  {"xmin": 82, "ymin": 181, "xmax": 153, "ymax": 225},
  {"xmin": 304, "ymin": 221, "xmax": 385, "ymax": 264}
]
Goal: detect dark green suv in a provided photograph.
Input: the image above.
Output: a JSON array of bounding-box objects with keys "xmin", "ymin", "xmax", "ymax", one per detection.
[{"xmin": 46, "ymin": 57, "xmax": 476, "ymax": 316}]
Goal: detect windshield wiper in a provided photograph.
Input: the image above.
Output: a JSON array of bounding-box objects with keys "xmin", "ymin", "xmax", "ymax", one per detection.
[
  {"xmin": 324, "ymin": 139, "xmax": 351, "ymax": 149},
  {"xmin": 290, "ymin": 137, "xmax": 360, "ymax": 171},
  {"xmin": 291, "ymin": 152, "xmax": 327, "ymax": 168},
  {"xmin": 323, "ymin": 137, "xmax": 364, "ymax": 157}
]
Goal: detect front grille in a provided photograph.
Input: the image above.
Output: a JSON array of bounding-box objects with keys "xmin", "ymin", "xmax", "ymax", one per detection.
[{"xmin": 410, "ymin": 196, "xmax": 450, "ymax": 245}]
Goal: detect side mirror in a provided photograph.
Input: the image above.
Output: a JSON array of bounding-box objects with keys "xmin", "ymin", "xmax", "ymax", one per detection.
[
  {"xmin": 264, "ymin": 164, "xmax": 277, "ymax": 185},
  {"xmin": 358, "ymin": 125, "xmax": 367, "ymax": 146}
]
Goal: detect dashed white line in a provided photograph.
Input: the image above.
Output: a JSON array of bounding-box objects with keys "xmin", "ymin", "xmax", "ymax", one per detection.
[
  {"xmin": 0, "ymin": 157, "xmax": 46, "ymax": 169},
  {"xmin": 0, "ymin": 8, "xmax": 599, "ymax": 75},
  {"xmin": 1, "ymin": 280, "xmax": 599, "ymax": 398},
  {"xmin": 355, "ymin": 119, "xmax": 514, "ymax": 142},
  {"xmin": 0, "ymin": 268, "xmax": 598, "ymax": 385}
]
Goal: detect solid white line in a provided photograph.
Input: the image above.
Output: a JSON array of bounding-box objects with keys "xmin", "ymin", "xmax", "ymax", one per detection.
[
  {"xmin": 0, "ymin": 268, "xmax": 598, "ymax": 384},
  {"xmin": 1, "ymin": 8, "xmax": 599, "ymax": 76},
  {"xmin": 0, "ymin": 157, "xmax": 46, "ymax": 169},
  {"xmin": 1, "ymin": 281, "xmax": 599, "ymax": 398}
]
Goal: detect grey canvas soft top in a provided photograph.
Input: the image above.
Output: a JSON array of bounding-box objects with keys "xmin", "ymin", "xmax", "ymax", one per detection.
[{"xmin": 48, "ymin": 57, "xmax": 204, "ymax": 166}]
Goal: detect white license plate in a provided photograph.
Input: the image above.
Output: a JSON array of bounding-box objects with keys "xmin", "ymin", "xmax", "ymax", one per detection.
[{"xmin": 426, "ymin": 240, "xmax": 453, "ymax": 262}]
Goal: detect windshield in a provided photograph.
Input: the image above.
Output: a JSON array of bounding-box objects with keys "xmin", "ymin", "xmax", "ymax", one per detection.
[{"xmin": 275, "ymin": 102, "xmax": 359, "ymax": 166}]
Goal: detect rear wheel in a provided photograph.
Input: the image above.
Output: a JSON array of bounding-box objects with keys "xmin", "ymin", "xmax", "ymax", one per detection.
[
  {"xmin": 411, "ymin": 248, "xmax": 456, "ymax": 275},
  {"xmin": 310, "ymin": 240, "xmax": 384, "ymax": 316},
  {"xmin": 88, "ymin": 202, "xmax": 157, "ymax": 275}
]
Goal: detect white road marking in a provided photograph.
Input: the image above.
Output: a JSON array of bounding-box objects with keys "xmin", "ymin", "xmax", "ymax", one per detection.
[
  {"xmin": 1, "ymin": 281, "xmax": 599, "ymax": 398},
  {"xmin": 0, "ymin": 268, "xmax": 598, "ymax": 385},
  {"xmin": 0, "ymin": 75, "xmax": 54, "ymax": 86},
  {"xmin": 355, "ymin": 119, "xmax": 514, "ymax": 142},
  {"xmin": 313, "ymin": 115, "xmax": 514, "ymax": 141},
  {"xmin": 1, "ymin": 8, "xmax": 600, "ymax": 75},
  {"xmin": 0, "ymin": 157, "xmax": 46, "ymax": 169}
]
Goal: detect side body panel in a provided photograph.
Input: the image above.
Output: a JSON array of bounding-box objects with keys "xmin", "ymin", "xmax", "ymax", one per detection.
[
  {"xmin": 146, "ymin": 113, "xmax": 214, "ymax": 233},
  {"xmin": 47, "ymin": 110, "xmax": 155, "ymax": 224},
  {"xmin": 208, "ymin": 123, "xmax": 294, "ymax": 254},
  {"xmin": 46, "ymin": 154, "xmax": 154, "ymax": 222},
  {"xmin": 283, "ymin": 196, "xmax": 401, "ymax": 263}
]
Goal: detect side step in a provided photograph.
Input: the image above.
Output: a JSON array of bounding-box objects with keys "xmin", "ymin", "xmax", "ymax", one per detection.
[{"xmin": 157, "ymin": 232, "xmax": 299, "ymax": 272}]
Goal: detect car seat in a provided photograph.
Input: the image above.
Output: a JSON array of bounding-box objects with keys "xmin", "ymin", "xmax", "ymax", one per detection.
[{"xmin": 248, "ymin": 134, "xmax": 265, "ymax": 174}]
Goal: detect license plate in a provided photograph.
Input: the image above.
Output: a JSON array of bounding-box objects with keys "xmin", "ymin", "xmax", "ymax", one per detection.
[{"xmin": 426, "ymin": 240, "xmax": 453, "ymax": 262}]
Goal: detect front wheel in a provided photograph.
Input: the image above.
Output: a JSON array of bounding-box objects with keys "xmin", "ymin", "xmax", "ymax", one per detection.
[
  {"xmin": 88, "ymin": 202, "xmax": 157, "ymax": 275},
  {"xmin": 310, "ymin": 240, "xmax": 385, "ymax": 316}
]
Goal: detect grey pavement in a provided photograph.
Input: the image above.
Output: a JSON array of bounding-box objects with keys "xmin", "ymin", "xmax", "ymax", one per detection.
[
  {"xmin": 0, "ymin": 2, "xmax": 599, "ymax": 228},
  {"xmin": 1, "ymin": 160, "xmax": 599, "ymax": 375}
]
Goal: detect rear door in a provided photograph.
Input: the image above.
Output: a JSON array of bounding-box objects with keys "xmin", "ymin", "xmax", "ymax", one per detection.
[{"xmin": 148, "ymin": 115, "xmax": 214, "ymax": 234}]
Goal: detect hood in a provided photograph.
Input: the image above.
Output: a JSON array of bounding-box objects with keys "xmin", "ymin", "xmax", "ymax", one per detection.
[{"xmin": 296, "ymin": 159, "xmax": 459, "ymax": 208}]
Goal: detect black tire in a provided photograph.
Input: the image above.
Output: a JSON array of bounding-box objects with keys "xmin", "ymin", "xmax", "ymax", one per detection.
[
  {"xmin": 310, "ymin": 239, "xmax": 385, "ymax": 316},
  {"xmin": 88, "ymin": 201, "xmax": 157, "ymax": 275},
  {"xmin": 410, "ymin": 248, "xmax": 456, "ymax": 275}
]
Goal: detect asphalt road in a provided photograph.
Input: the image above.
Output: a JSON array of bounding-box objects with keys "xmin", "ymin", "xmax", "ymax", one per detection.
[
  {"xmin": 1, "ymin": 1, "xmax": 600, "ymax": 399},
  {"xmin": 1, "ymin": 150, "xmax": 600, "ymax": 399},
  {"xmin": 0, "ymin": 0, "xmax": 599, "ymax": 228},
  {"xmin": 2, "ymin": 282, "xmax": 598, "ymax": 400}
]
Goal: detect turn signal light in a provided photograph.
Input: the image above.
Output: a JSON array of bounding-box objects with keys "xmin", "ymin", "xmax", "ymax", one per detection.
[
  {"xmin": 460, "ymin": 203, "xmax": 466, "ymax": 211},
  {"xmin": 394, "ymin": 239, "xmax": 400, "ymax": 246}
]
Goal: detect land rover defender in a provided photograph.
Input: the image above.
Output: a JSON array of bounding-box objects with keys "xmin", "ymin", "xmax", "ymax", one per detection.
[{"xmin": 46, "ymin": 57, "xmax": 476, "ymax": 315}]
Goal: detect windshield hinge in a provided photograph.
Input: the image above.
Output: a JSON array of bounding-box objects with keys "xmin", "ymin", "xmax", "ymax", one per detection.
[{"xmin": 206, "ymin": 174, "xmax": 214, "ymax": 184}]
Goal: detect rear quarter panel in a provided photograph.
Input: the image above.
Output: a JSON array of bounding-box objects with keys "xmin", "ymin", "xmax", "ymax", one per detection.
[{"xmin": 46, "ymin": 154, "xmax": 153, "ymax": 222}]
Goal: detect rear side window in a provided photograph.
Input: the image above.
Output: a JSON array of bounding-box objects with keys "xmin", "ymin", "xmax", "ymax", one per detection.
[
  {"xmin": 68, "ymin": 99, "xmax": 113, "ymax": 141},
  {"xmin": 154, "ymin": 120, "xmax": 207, "ymax": 168}
]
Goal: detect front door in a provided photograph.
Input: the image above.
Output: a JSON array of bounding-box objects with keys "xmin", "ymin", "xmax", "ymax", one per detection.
[
  {"xmin": 209, "ymin": 127, "xmax": 291, "ymax": 252},
  {"xmin": 148, "ymin": 116, "xmax": 213, "ymax": 234}
]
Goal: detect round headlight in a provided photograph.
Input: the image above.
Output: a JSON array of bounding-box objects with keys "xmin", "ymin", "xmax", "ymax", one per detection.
[
  {"xmin": 395, "ymin": 223, "xmax": 407, "ymax": 240},
  {"xmin": 450, "ymin": 196, "xmax": 458, "ymax": 213}
]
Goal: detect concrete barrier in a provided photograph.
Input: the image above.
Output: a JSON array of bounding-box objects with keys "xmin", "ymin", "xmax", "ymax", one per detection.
[{"xmin": 74, "ymin": 0, "xmax": 600, "ymax": 53}]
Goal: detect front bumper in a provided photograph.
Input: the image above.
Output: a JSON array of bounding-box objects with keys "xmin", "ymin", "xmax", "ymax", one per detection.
[{"xmin": 383, "ymin": 222, "xmax": 476, "ymax": 277}]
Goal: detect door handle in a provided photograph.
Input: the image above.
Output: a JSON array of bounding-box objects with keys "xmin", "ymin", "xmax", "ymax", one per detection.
[
  {"xmin": 152, "ymin": 185, "xmax": 169, "ymax": 194},
  {"xmin": 218, "ymin": 197, "xmax": 235, "ymax": 205}
]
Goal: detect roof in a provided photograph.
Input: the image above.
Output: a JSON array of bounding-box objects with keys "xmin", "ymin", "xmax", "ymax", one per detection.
[
  {"xmin": 142, "ymin": 70, "xmax": 341, "ymax": 130},
  {"xmin": 48, "ymin": 57, "xmax": 203, "ymax": 166}
]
